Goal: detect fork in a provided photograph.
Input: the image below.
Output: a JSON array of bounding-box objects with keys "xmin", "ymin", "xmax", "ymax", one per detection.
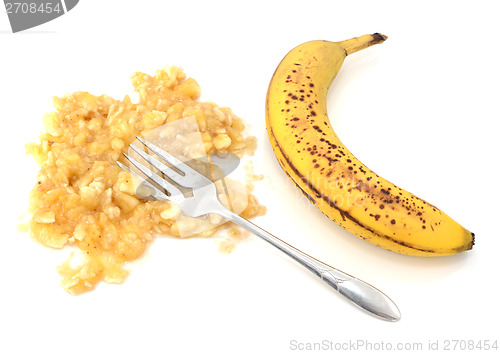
[{"xmin": 118, "ymin": 136, "xmax": 401, "ymax": 321}]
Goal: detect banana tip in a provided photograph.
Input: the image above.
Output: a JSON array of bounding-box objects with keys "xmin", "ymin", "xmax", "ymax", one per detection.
[{"xmin": 374, "ymin": 33, "xmax": 388, "ymax": 42}]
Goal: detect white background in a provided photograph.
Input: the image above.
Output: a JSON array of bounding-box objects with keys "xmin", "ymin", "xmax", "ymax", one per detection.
[{"xmin": 1, "ymin": 1, "xmax": 499, "ymax": 353}]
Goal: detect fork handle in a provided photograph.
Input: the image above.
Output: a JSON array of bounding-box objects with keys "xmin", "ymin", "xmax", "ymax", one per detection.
[{"xmin": 215, "ymin": 207, "xmax": 400, "ymax": 321}]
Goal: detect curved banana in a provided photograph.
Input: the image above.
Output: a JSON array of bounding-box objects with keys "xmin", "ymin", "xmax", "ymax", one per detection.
[{"xmin": 265, "ymin": 34, "xmax": 474, "ymax": 256}]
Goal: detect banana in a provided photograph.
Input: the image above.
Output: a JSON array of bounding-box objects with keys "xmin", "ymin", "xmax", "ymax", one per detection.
[{"xmin": 265, "ymin": 34, "xmax": 474, "ymax": 256}]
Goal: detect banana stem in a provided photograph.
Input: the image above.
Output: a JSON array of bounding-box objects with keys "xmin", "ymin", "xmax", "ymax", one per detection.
[{"xmin": 339, "ymin": 33, "xmax": 388, "ymax": 55}]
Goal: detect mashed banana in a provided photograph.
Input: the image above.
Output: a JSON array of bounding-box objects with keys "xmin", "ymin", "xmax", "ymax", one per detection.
[{"xmin": 25, "ymin": 66, "xmax": 265, "ymax": 294}]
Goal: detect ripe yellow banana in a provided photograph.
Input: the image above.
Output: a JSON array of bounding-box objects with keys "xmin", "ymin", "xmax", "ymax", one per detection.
[{"xmin": 265, "ymin": 34, "xmax": 474, "ymax": 256}]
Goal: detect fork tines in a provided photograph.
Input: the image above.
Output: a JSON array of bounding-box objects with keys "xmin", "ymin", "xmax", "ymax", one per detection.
[{"xmin": 118, "ymin": 136, "xmax": 212, "ymax": 202}]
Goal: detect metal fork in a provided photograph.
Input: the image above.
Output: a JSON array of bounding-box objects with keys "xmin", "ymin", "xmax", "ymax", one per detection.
[{"xmin": 118, "ymin": 136, "xmax": 401, "ymax": 321}]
